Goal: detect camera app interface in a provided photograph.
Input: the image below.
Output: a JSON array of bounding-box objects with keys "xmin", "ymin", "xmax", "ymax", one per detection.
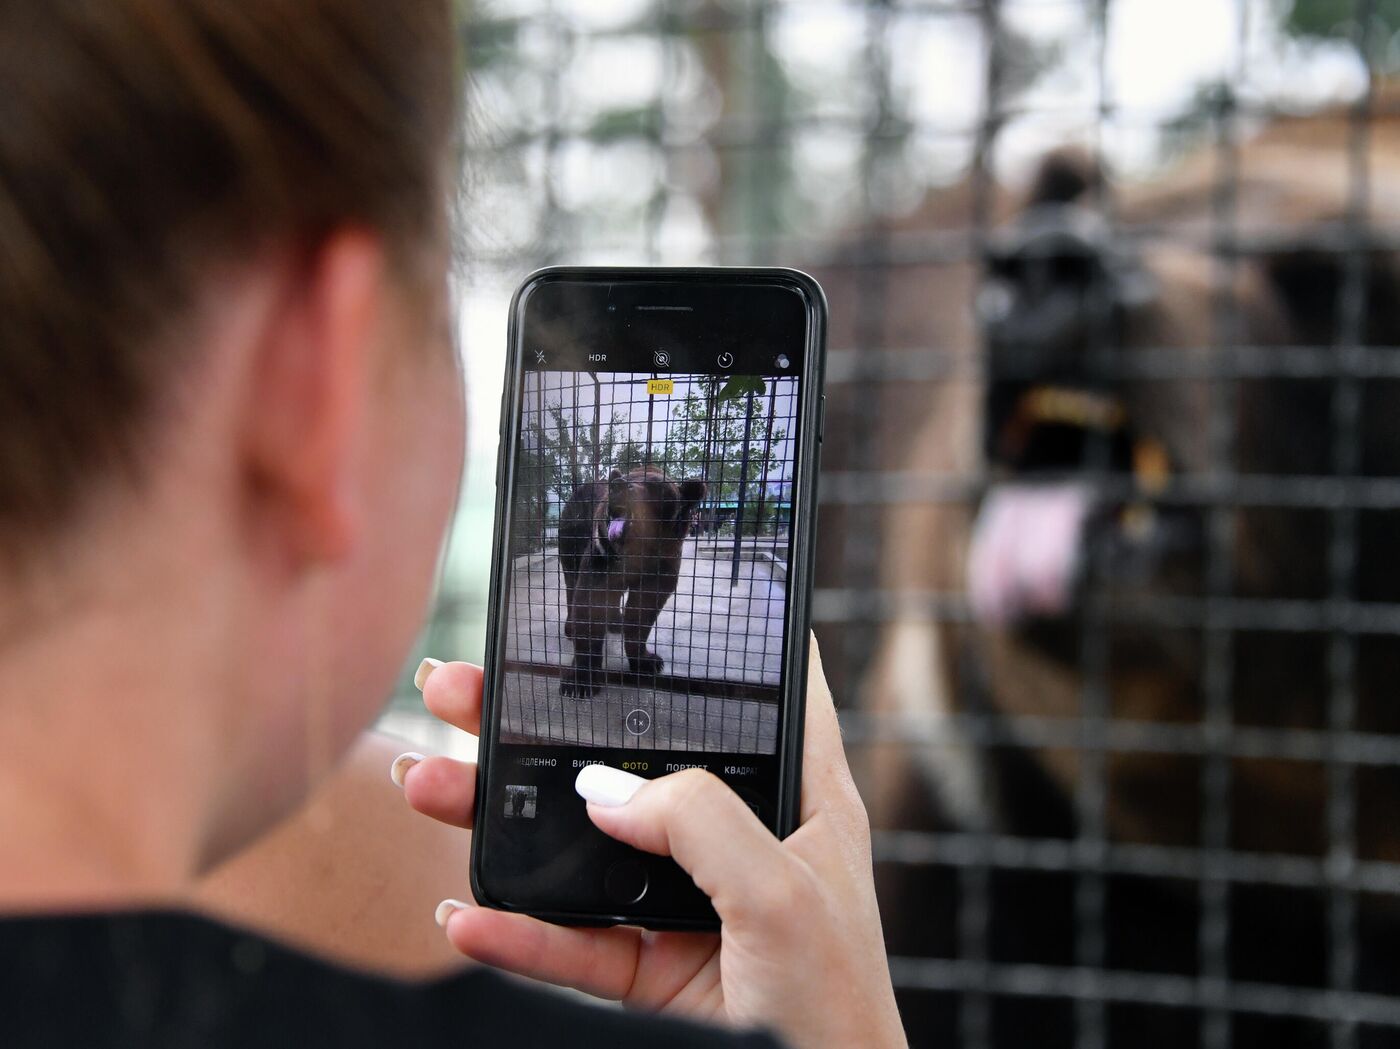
[{"xmin": 501, "ymin": 361, "xmax": 801, "ymax": 757}]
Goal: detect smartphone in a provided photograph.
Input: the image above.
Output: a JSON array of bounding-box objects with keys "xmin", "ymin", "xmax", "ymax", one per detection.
[{"xmin": 470, "ymin": 267, "xmax": 827, "ymax": 930}]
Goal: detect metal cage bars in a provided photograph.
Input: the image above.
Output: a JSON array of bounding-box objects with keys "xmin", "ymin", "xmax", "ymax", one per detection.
[{"xmin": 455, "ymin": 1, "xmax": 1399, "ymax": 1045}]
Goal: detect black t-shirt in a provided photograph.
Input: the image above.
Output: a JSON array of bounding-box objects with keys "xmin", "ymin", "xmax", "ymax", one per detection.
[{"xmin": 3, "ymin": 910, "xmax": 783, "ymax": 1048}]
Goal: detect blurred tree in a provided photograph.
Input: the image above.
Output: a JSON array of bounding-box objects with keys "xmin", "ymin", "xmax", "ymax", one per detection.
[
  {"xmin": 1156, "ymin": 0, "xmax": 1391, "ymax": 166},
  {"xmin": 615, "ymin": 439, "xmax": 649, "ymax": 474},
  {"xmin": 687, "ymin": 0, "xmax": 796, "ymax": 253},
  {"xmin": 1285, "ymin": 0, "xmax": 1400, "ymax": 53}
]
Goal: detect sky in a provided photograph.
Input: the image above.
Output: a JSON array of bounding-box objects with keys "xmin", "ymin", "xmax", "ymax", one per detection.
[{"xmin": 518, "ymin": 370, "xmax": 800, "ymax": 495}]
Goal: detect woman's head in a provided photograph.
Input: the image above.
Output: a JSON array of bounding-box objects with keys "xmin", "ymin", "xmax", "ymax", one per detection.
[{"xmin": 0, "ymin": 0, "xmax": 463, "ymax": 865}]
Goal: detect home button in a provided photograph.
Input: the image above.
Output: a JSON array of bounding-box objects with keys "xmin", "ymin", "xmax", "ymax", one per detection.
[{"xmin": 604, "ymin": 859, "xmax": 649, "ymax": 905}]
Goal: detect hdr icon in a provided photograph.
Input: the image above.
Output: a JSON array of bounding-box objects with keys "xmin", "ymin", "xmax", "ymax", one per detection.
[{"xmin": 588, "ymin": 353, "xmax": 607, "ymax": 362}]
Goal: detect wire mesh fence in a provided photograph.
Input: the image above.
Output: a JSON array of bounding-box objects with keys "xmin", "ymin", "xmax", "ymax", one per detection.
[{"xmin": 403, "ymin": 1, "xmax": 1400, "ymax": 1046}]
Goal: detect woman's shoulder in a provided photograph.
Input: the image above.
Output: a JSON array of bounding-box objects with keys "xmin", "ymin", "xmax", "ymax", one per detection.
[{"xmin": 0, "ymin": 909, "xmax": 781, "ymax": 1049}]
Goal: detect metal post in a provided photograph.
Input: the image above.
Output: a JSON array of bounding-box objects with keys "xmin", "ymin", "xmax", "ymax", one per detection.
[
  {"xmin": 731, "ymin": 388, "xmax": 755, "ymax": 586},
  {"xmin": 590, "ymin": 371, "xmax": 601, "ymax": 476},
  {"xmin": 645, "ymin": 374, "xmax": 655, "ymax": 466},
  {"xmin": 754, "ymin": 384, "xmax": 777, "ymax": 536}
]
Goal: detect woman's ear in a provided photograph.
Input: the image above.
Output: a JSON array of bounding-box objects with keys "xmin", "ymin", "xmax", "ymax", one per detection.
[{"xmin": 240, "ymin": 230, "xmax": 386, "ymax": 568}]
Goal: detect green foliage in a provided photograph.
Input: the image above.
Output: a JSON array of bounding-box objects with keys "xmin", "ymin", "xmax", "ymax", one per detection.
[
  {"xmin": 718, "ymin": 375, "xmax": 767, "ymax": 400},
  {"xmin": 1157, "ymin": 0, "xmax": 1396, "ymax": 165},
  {"xmin": 663, "ymin": 378, "xmax": 786, "ymax": 505},
  {"xmin": 461, "ymin": 11, "xmax": 520, "ymax": 71},
  {"xmin": 1281, "ymin": 0, "xmax": 1400, "ymax": 74},
  {"xmin": 512, "ymin": 377, "xmax": 788, "ymax": 554},
  {"xmin": 588, "ymin": 106, "xmax": 660, "ymax": 143},
  {"xmin": 1157, "ymin": 80, "xmax": 1234, "ymax": 163},
  {"xmin": 614, "ymin": 440, "xmax": 650, "ymax": 474},
  {"xmin": 1284, "ymin": 0, "xmax": 1400, "ymax": 42}
]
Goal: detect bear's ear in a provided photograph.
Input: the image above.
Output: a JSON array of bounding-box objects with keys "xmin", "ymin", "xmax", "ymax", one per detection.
[
  {"xmin": 678, "ymin": 479, "xmax": 706, "ymax": 511},
  {"xmin": 608, "ymin": 468, "xmax": 624, "ymax": 483},
  {"xmin": 671, "ymin": 479, "xmax": 707, "ymax": 535}
]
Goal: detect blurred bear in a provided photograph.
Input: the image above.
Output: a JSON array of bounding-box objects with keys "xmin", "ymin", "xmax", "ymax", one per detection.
[{"xmin": 855, "ymin": 98, "xmax": 1400, "ymax": 1048}]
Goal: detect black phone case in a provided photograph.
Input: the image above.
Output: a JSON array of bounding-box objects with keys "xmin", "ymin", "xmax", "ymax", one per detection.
[{"xmin": 471, "ymin": 266, "xmax": 827, "ymax": 930}]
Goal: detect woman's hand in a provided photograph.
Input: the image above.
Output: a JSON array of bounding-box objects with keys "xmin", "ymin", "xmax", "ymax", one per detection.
[{"xmin": 395, "ymin": 637, "xmax": 906, "ymax": 1049}]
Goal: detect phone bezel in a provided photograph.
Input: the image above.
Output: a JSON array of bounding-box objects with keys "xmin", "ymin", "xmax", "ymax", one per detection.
[{"xmin": 470, "ymin": 266, "xmax": 827, "ymax": 931}]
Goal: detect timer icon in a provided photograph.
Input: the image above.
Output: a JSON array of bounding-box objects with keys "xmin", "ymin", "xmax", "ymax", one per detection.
[{"xmin": 717, "ymin": 352, "xmax": 734, "ymax": 369}]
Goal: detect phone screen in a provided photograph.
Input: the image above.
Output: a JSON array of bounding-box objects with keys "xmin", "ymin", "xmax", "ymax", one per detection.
[{"xmin": 475, "ymin": 273, "xmax": 821, "ymax": 925}]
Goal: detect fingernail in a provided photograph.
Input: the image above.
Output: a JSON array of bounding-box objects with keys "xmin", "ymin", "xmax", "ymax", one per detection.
[
  {"xmin": 435, "ymin": 898, "xmax": 468, "ymax": 927},
  {"xmin": 389, "ymin": 752, "xmax": 424, "ymax": 788},
  {"xmin": 575, "ymin": 765, "xmax": 647, "ymax": 807},
  {"xmin": 414, "ymin": 657, "xmax": 444, "ymax": 691}
]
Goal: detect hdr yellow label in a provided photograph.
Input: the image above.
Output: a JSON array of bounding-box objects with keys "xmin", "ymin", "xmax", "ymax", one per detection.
[{"xmin": 647, "ymin": 378, "xmax": 674, "ymax": 395}]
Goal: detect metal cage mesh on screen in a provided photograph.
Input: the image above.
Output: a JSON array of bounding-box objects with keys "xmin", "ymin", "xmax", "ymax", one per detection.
[
  {"xmin": 425, "ymin": 1, "xmax": 1400, "ymax": 1046},
  {"xmin": 500, "ymin": 370, "xmax": 796, "ymax": 753}
]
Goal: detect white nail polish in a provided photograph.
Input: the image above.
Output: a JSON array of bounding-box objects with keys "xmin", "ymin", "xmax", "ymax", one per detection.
[
  {"xmin": 389, "ymin": 752, "xmax": 424, "ymax": 788},
  {"xmin": 435, "ymin": 898, "xmax": 468, "ymax": 927},
  {"xmin": 414, "ymin": 657, "xmax": 444, "ymax": 691},
  {"xmin": 575, "ymin": 765, "xmax": 647, "ymax": 807}
]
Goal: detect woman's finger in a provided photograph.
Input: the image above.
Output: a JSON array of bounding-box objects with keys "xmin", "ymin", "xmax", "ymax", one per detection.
[
  {"xmin": 797, "ymin": 633, "xmax": 862, "ymax": 822},
  {"xmin": 441, "ymin": 903, "xmax": 643, "ymax": 1000},
  {"xmin": 417, "ymin": 659, "xmax": 483, "ymax": 736},
  {"xmin": 580, "ymin": 766, "xmax": 798, "ymax": 929},
  {"xmin": 399, "ymin": 755, "xmax": 476, "ymax": 830}
]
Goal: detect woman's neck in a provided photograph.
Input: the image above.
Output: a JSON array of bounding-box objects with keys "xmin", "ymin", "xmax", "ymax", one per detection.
[{"xmin": 0, "ymin": 565, "xmax": 229, "ymax": 912}]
